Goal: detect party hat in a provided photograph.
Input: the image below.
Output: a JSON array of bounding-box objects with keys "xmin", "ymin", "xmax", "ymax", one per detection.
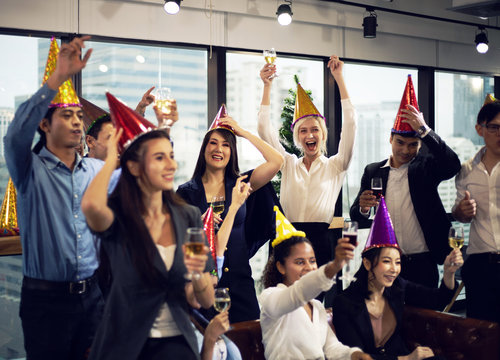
[
  {"xmin": 78, "ymin": 97, "xmax": 111, "ymax": 135},
  {"xmin": 484, "ymin": 93, "xmax": 497, "ymax": 106},
  {"xmin": 106, "ymin": 92, "xmax": 157, "ymax": 154},
  {"xmin": 203, "ymin": 205, "xmax": 218, "ymax": 277},
  {"xmin": 272, "ymin": 206, "xmax": 306, "ymax": 248},
  {"xmin": 42, "ymin": 37, "xmax": 81, "ymax": 108},
  {"xmin": 392, "ymin": 75, "xmax": 419, "ymax": 135},
  {"xmin": 363, "ymin": 196, "xmax": 400, "ymax": 253},
  {"xmin": 291, "ymin": 83, "xmax": 325, "ymax": 130},
  {"xmin": 0, "ymin": 178, "xmax": 20, "ymax": 237},
  {"xmin": 208, "ymin": 104, "xmax": 234, "ymax": 134}
]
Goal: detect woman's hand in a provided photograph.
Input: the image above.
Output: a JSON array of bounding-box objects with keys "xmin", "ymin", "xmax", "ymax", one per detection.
[
  {"xmin": 327, "ymin": 55, "xmax": 344, "ymax": 79},
  {"xmin": 183, "ymin": 245, "xmax": 209, "ymax": 275},
  {"xmin": 400, "ymin": 346, "xmax": 434, "ymax": 360},
  {"xmin": 443, "ymin": 248, "xmax": 464, "ymax": 274},
  {"xmin": 325, "ymin": 238, "xmax": 355, "ymax": 278},
  {"xmin": 153, "ymin": 99, "xmax": 178, "ymax": 129},
  {"xmin": 104, "ymin": 127, "xmax": 123, "ymax": 163},
  {"xmin": 351, "ymin": 351, "xmax": 373, "ymax": 360},
  {"xmin": 205, "ymin": 311, "xmax": 230, "ymax": 343},
  {"xmin": 230, "ymin": 175, "xmax": 251, "ymax": 209},
  {"xmin": 260, "ymin": 63, "xmax": 276, "ymax": 86},
  {"xmin": 201, "ymin": 208, "xmax": 222, "ymax": 226},
  {"xmin": 135, "ymin": 86, "xmax": 155, "ymax": 115},
  {"xmin": 219, "ymin": 116, "xmax": 246, "ymax": 137}
]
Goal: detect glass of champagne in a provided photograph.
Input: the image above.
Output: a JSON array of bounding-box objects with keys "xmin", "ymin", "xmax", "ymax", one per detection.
[
  {"xmin": 340, "ymin": 220, "xmax": 358, "ymax": 287},
  {"xmin": 184, "ymin": 227, "xmax": 206, "ymax": 280},
  {"xmin": 154, "ymin": 87, "xmax": 174, "ymax": 125},
  {"xmin": 263, "ymin": 48, "xmax": 278, "ymax": 78},
  {"xmin": 214, "ymin": 287, "xmax": 231, "ymax": 313},
  {"xmin": 211, "ymin": 196, "xmax": 225, "ymax": 230},
  {"xmin": 448, "ymin": 225, "xmax": 464, "ymax": 266},
  {"xmin": 371, "ymin": 177, "xmax": 383, "ymax": 200}
]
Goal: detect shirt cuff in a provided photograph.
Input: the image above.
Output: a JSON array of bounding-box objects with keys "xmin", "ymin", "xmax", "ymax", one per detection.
[
  {"xmin": 216, "ymin": 256, "xmax": 224, "ymax": 279},
  {"xmin": 340, "ymin": 98, "xmax": 354, "ymax": 110},
  {"xmin": 317, "ymin": 264, "xmax": 336, "ymax": 290},
  {"xmin": 359, "ymin": 207, "xmax": 370, "ymax": 217},
  {"xmin": 420, "ymin": 125, "xmax": 431, "ymax": 138}
]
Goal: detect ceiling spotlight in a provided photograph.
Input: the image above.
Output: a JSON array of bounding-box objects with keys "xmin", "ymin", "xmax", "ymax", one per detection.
[
  {"xmin": 277, "ymin": 1, "xmax": 293, "ymax": 26},
  {"xmin": 164, "ymin": 0, "xmax": 181, "ymax": 15},
  {"xmin": 475, "ymin": 27, "xmax": 489, "ymax": 54},
  {"xmin": 363, "ymin": 8, "xmax": 377, "ymax": 38}
]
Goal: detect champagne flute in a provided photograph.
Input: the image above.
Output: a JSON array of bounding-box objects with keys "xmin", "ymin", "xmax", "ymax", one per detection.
[
  {"xmin": 448, "ymin": 225, "xmax": 464, "ymax": 266},
  {"xmin": 263, "ymin": 48, "xmax": 278, "ymax": 78},
  {"xmin": 214, "ymin": 288, "xmax": 231, "ymax": 313},
  {"xmin": 340, "ymin": 220, "xmax": 358, "ymax": 287},
  {"xmin": 371, "ymin": 177, "xmax": 383, "ymax": 200},
  {"xmin": 211, "ymin": 196, "xmax": 225, "ymax": 231},
  {"xmin": 154, "ymin": 87, "xmax": 174, "ymax": 126},
  {"xmin": 184, "ymin": 227, "xmax": 206, "ymax": 281}
]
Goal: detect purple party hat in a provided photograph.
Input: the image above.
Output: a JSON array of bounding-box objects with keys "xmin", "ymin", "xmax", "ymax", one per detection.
[{"xmin": 363, "ymin": 196, "xmax": 400, "ymax": 253}]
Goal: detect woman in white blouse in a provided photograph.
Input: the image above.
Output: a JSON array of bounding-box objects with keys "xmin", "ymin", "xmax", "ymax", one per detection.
[
  {"xmin": 259, "ymin": 231, "xmax": 371, "ymax": 360},
  {"xmin": 257, "ymin": 55, "xmax": 357, "ymax": 269}
]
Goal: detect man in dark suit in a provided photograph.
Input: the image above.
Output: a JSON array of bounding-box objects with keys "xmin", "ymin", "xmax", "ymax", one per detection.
[{"xmin": 350, "ymin": 76, "xmax": 461, "ymax": 288}]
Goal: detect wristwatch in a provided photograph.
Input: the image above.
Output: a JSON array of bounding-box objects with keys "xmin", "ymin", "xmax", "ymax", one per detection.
[{"xmin": 417, "ymin": 125, "xmax": 428, "ymax": 137}]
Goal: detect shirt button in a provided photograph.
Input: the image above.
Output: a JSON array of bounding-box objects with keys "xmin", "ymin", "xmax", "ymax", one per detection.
[
  {"xmin": 74, "ymin": 194, "xmax": 78, "ymax": 198},
  {"xmin": 77, "ymin": 234, "xmax": 81, "ymax": 238},
  {"xmin": 225, "ymin": 247, "xmax": 228, "ymax": 251},
  {"xmin": 41, "ymin": 94, "xmax": 46, "ymax": 99},
  {"xmin": 74, "ymin": 214, "xmax": 78, "ymax": 218},
  {"xmin": 78, "ymin": 255, "xmax": 82, "ymax": 259},
  {"xmin": 224, "ymin": 267, "xmax": 229, "ymax": 272}
]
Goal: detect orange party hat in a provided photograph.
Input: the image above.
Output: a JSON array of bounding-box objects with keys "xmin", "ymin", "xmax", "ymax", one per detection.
[
  {"xmin": 0, "ymin": 178, "xmax": 19, "ymax": 237},
  {"xmin": 392, "ymin": 75, "xmax": 419, "ymax": 135},
  {"xmin": 291, "ymin": 83, "xmax": 324, "ymax": 130},
  {"xmin": 106, "ymin": 92, "xmax": 157, "ymax": 154},
  {"xmin": 208, "ymin": 104, "xmax": 234, "ymax": 134},
  {"xmin": 203, "ymin": 205, "xmax": 218, "ymax": 277},
  {"xmin": 42, "ymin": 37, "xmax": 81, "ymax": 108}
]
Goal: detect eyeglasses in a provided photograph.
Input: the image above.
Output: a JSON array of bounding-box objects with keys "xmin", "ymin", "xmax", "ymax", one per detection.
[{"xmin": 481, "ymin": 124, "xmax": 500, "ymax": 135}]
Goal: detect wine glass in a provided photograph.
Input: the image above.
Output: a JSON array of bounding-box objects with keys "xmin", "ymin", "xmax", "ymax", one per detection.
[
  {"xmin": 214, "ymin": 288, "xmax": 231, "ymax": 313},
  {"xmin": 184, "ymin": 227, "xmax": 206, "ymax": 280},
  {"xmin": 448, "ymin": 225, "xmax": 464, "ymax": 266},
  {"xmin": 340, "ymin": 220, "xmax": 358, "ymax": 287},
  {"xmin": 211, "ymin": 196, "xmax": 225, "ymax": 230},
  {"xmin": 154, "ymin": 87, "xmax": 174, "ymax": 124},
  {"xmin": 263, "ymin": 48, "xmax": 278, "ymax": 78},
  {"xmin": 371, "ymin": 177, "xmax": 383, "ymax": 200}
]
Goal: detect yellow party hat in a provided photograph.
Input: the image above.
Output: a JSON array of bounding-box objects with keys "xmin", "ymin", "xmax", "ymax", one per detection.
[
  {"xmin": 42, "ymin": 37, "xmax": 81, "ymax": 108},
  {"xmin": 291, "ymin": 83, "xmax": 324, "ymax": 130},
  {"xmin": 272, "ymin": 206, "xmax": 306, "ymax": 248},
  {"xmin": 0, "ymin": 178, "xmax": 19, "ymax": 236},
  {"xmin": 484, "ymin": 93, "xmax": 497, "ymax": 106}
]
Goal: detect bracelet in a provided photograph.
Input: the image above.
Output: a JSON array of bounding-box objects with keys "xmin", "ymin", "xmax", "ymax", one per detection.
[{"xmin": 193, "ymin": 281, "xmax": 209, "ymax": 294}]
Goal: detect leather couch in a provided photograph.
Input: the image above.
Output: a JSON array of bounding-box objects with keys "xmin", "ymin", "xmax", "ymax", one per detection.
[{"xmin": 225, "ymin": 306, "xmax": 500, "ymax": 360}]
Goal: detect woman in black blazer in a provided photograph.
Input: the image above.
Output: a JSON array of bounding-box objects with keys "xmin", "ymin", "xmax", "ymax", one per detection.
[
  {"xmin": 333, "ymin": 245, "xmax": 463, "ymax": 360},
  {"xmin": 82, "ymin": 106, "xmax": 214, "ymax": 360}
]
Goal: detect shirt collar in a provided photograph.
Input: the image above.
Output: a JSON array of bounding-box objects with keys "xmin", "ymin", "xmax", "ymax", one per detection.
[
  {"xmin": 381, "ymin": 156, "xmax": 412, "ymax": 170},
  {"xmin": 38, "ymin": 146, "xmax": 85, "ymax": 171},
  {"xmin": 472, "ymin": 146, "xmax": 487, "ymax": 166}
]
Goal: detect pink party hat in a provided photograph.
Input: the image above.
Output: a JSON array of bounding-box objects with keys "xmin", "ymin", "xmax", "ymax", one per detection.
[
  {"xmin": 208, "ymin": 104, "xmax": 234, "ymax": 134},
  {"xmin": 363, "ymin": 196, "xmax": 400, "ymax": 253}
]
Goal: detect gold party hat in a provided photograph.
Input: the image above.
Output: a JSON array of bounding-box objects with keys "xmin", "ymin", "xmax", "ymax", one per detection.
[
  {"xmin": 0, "ymin": 178, "xmax": 19, "ymax": 236},
  {"xmin": 272, "ymin": 206, "xmax": 306, "ymax": 248},
  {"xmin": 291, "ymin": 83, "xmax": 324, "ymax": 130},
  {"xmin": 42, "ymin": 37, "xmax": 81, "ymax": 108},
  {"xmin": 484, "ymin": 93, "xmax": 497, "ymax": 106}
]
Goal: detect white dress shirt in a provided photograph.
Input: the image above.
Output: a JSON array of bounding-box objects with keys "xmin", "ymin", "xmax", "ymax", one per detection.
[
  {"xmin": 383, "ymin": 158, "xmax": 429, "ymax": 255},
  {"xmin": 453, "ymin": 147, "xmax": 500, "ymax": 254},
  {"xmin": 259, "ymin": 265, "xmax": 360, "ymax": 360},
  {"xmin": 258, "ymin": 100, "xmax": 357, "ymax": 223}
]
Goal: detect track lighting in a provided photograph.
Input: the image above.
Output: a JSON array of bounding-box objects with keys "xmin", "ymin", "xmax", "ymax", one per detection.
[
  {"xmin": 363, "ymin": 8, "xmax": 377, "ymax": 38},
  {"xmin": 277, "ymin": 1, "xmax": 293, "ymax": 26},
  {"xmin": 164, "ymin": 0, "xmax": 181, "ymax": 15},
  {"xmin": 475, "ymin": 27, "xmax": 489, "ymax": 54}
]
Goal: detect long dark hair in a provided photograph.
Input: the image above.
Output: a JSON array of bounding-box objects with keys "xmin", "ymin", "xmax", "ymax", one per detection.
[
  {"xmin": 191, "ymin": 129, "xmax": 239, "ymax": 179},
  {"xmin": 262, "ymin": 236, "xmax": 312, "ymax": 288},
  {"xmin": 107, "ymin": 130, "xmax": 185, "ymax": 286},
  {"xmin": 33, "ymin": 107, "xmax": 56, "ymax": 154}
]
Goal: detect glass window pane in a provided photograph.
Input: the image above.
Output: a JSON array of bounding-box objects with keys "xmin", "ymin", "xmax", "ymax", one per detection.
[
  {"xmin": 341, "ymin": 63, "xmax": 418, "ymax": 278},
  {"xmin": 82, "ymin": 42, "xmax": 208, "ymax": 186}
]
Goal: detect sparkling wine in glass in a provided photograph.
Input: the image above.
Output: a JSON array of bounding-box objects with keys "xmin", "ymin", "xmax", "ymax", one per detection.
[
  {"xmin": 263, "ymin": 48, "xmax": 278, "ymax": 78},
  {"xmin": 184, "ymin": 227, "xmax": 205, "ymax": 280},
  {"xmin": 448, "ymin": 225, "xmax": 464, "ymax": 266},
  {"xmin": 154, "ymin": 87, "xmax": 174, "ymax": 125},
  {"xmin": 211, "ymin": 196, "xmax": 225, "ymax": 230},
  {"xmin": 214, "ymin": 288, "xmax": 231, "ymax": 313},
  {"xmin": 340, "ymin": 220, "xmax": 358, "ymax": 287},
  {"xmin": 371, "ymin": 177, "xmax": 383, "ymax": 200}
]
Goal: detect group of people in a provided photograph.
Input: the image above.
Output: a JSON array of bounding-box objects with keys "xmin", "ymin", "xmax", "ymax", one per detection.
[{"xmin": 5, "ymin": 34, "xmax": 499, "ymax": 360}]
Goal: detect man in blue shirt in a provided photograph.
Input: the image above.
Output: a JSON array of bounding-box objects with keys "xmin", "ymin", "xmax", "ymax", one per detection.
[{"xmin": 4, "ymin": 35, "xmax": 110, "ymax": 360}]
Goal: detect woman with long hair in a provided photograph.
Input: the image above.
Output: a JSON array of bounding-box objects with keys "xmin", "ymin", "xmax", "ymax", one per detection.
[
  {"xmin": 259, "ymin": 208, "xmax": 370, "ymax": 360},
  {"xmin": 332, "ymin": 199, "xmax": 463, "ymax": 360},
  {"xmin": 177, "ymin": 110, "xmax": 284, "ymax": 323},
  {"xmin": 82, "ymin": 94, "xmax": 214, "ymax": 360}
]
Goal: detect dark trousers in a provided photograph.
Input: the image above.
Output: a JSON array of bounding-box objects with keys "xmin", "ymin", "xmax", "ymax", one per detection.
[
  {"xmin": 138, "ymin": 336, "xmax": 198, "ymax": 360},
  {"xmin": 400, "ymin": 252, "xmax": 439, "ymax": 288},
  {"xmin": 462, "ymin": 253, "xmax": 500, "ymax": 323},
  {"xmin": 20, "ymin": 277, "xmax": 104, "ymax": 360}
]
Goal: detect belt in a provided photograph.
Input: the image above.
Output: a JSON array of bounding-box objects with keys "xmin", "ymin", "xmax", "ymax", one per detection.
[
  {"xmin": 470, "ymin": 252, "xmax": 500, "ymax": 264},
  {"xmin": 22, "ymin": 273, "xmax": 97, "ymax": 295}
]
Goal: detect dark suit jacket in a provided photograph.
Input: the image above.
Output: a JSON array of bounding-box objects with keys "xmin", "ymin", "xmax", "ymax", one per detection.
[
  {"xmin": 349, "ymin": 130, "xmax": 461, "ymax": 264},
  {"xmin": 332, "ymin": 277, "xmax": 456, "ymax": 360},
  {"xmin": 89, "ymin": 202, "xmax": 206, "ymax": 360}
]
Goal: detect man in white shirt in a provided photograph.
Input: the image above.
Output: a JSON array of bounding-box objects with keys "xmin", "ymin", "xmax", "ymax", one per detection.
[
  {"xmin": 452, "ymin": 101, "xmax": 500, "ymax": 323},
  {"xmin": 350, "ymin": 76, "xmax": 461, "ymax": 288}
]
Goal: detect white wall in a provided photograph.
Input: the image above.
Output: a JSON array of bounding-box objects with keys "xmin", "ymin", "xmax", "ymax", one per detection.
[{"xmin": 1, "ymin": 0, "xmax": 499, "ymax": 74}]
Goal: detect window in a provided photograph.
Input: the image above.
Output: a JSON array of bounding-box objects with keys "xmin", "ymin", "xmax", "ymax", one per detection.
[{"xmin": 82, "ymin": 41, "xmax": 208, "ymax": 186}]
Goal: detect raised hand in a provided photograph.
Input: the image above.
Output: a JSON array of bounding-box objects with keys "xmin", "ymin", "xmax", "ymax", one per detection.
[
  {"xmin": 400, "ymin": 104, "xmax": 426, "ymax": 131},
  {"xmin": 153, "ymin": 99, "xmax": 178, "ymax": 128},
  {"xmin": 260, "ymin": 63, "xmax": 277, "ymax": 85},
  {"xmin": 327, "ymin": 55, "xmax": 344, "ymax": 79},
  {"xmin": 104, "ymin": 127, "xmax": 123, "ymax": 163},
  {"xmin": 325, "ymin": 237, "xmax": 355, "ymax": 277},
  {"xmin": 135, "ymin": 86, "xmax": 155, "ymax": 115},
  {"xmin": 359, "ymin": 190, "xmax": 378, "ymax": 213},
  {"xmin": 231, "ymin": 175, "xmax": 251, "ymax": 208},
  {"xmin": 219, "ymin": 116, "xmax": 245, "ymax": 137}
]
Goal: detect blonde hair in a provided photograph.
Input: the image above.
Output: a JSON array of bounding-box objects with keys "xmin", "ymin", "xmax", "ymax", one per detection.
[{"xmin": 292, "ymin": 116, "xmax": 328, "ymax": 155}]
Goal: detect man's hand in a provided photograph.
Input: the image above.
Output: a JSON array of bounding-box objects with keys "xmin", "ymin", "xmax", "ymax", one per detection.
[
  {"xmin": 48, "ymin": 36, "xmax": 92, "ymax": 90},
  {"xmin": 359, "ymin": 190, "xmax": 378, "ymax": 213},
  {"xmin": 135, "ymin": 86, "xmax": 155, "ymax": 115},
  {"xmin": 400, "ymin": 104, "xmax": 426, "ymax": 131},
  {"xmin": 453, "ymin": 191, "xmax": 476, "ymax": 223}
]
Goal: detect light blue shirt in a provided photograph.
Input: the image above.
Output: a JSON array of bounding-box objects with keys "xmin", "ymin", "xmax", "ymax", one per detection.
[{"xmin": 4, "ymin": 84, "xmax": 119, "ymax": 281}]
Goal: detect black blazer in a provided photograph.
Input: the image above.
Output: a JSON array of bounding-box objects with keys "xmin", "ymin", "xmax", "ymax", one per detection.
[
  {"xmin": 332, "ymin": 277, "xmax": 456, "ymax": 360},
  {"xmin": 89, "ymin": 202, "xmax": 206, "ymax": 360},
  {"xmin": 349, "ymin": 130, "xmax": 461, "ymax": 264}
]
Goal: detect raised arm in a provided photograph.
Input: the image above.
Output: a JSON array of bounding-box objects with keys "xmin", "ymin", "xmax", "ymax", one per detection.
[
  {"xmin": 135, "ymin": 86, "xmax": 155, "ymax": 116},
  {"xmin": 81, "ymin": 128, "xmax": 122, "ymax": 232},
  {"xmin": 219, "ymin": 116, "xmax": 284, "ymax": 192}
]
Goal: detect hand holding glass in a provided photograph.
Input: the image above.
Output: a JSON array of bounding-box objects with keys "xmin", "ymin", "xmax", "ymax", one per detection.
[
  {"xmin": 214, "ymin": 288, "xmax": 231, "ymax": 313},
  {"xmin": 263, "ymin": 48, "xmax": 278, "ymax": 78},
  {"xmin": 371, "ymin": 177, "xmax": 383, "ymax": 200},
  {"xmin": 340, "ymin": 221, "xmax": 358, "ymax": 286},
  {"xmin": 184, "ymin": 227, "xmax": 206, "ymax": 280},
  {"xmin": 448, "ymin": 225, "xmax": 464, "ymax": 267},
  {"xmin": 211, "ymin": 196, "xmax": 225, "ymax": 230},
  {"xmin": 154, "ymin": 87, "xmax": 174, "ymax": 116}
]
